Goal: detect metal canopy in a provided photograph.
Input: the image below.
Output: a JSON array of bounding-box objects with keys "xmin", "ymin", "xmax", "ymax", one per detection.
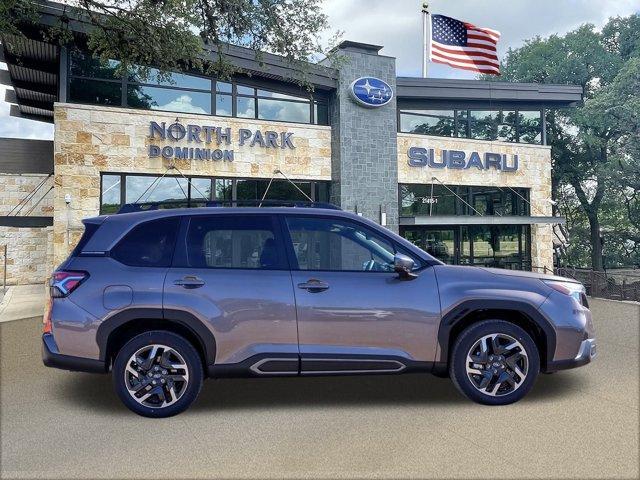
[{"xmin": 400, "ymin": 215, "xmax": 566, "ymax": 226}]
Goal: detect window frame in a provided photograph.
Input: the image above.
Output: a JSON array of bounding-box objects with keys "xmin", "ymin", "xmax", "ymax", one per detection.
[
  {"xmin": 66, "ymin": 48, "xmax": 329, "ymax": 125},
  {"xmin": 172, "ymin": 213, "xmax": 289, "ymax": 271},
  {"xmin": 279, "ymin": 214, "xmax": 423, "ymax": 273}
]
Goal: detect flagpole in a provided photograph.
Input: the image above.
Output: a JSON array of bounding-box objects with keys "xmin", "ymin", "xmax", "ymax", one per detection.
[{"xmin": 422, "ymin": 2, "xmax": 430, "ymax": 77}]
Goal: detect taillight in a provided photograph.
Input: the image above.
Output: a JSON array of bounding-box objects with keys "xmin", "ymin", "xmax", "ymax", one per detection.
[{"xmin": 50, "ymin": 270, "xmax": 89, "ymax": 298}]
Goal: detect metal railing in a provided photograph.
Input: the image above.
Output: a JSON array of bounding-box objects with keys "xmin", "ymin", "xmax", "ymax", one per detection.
[{"xmin": 533, "ymin": 265, "xmax": 640, "ymax": 301}]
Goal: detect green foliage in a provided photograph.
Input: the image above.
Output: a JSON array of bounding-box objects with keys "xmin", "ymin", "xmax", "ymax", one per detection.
[
  {"xmin": 2, "ymin": 0, "xmax": 334, "ymax": 89},
  {"xmin": 484, "ymin": 15, "xmax": 640, "ymax": 269}
]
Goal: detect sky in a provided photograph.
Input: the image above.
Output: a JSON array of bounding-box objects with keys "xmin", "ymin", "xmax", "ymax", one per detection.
[{"xmin": 1, "ymin": 0, "xmax": 639, "ymax": 140}]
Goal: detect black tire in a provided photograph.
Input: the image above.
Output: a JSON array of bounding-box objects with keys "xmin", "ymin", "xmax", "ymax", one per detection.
[
  {"xmin": 449, "ymin": 320, "xmax": 540, "ymax": 405},
  {"xmin": 113, "ymin": 330, "xmax": 203, "ymax": 418}
]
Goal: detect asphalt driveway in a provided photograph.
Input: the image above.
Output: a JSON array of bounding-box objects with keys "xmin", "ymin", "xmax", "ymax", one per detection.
[{"xmin": 1, "ymin": 298, "xmax": 638, "ymax": 479}]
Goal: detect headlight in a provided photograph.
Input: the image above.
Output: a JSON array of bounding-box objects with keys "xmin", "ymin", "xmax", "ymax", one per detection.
[{"xmin": 543, "ymin": 280, "xmax": 588, "ymax": 307}]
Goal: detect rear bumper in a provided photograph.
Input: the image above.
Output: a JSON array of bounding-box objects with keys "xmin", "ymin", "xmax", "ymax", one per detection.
[
  {"xmin": 42, "ymin": 333, "xmax": 107, "ymax": 374},
  {"xmin": 546, "ymin": 338, "xmax": 597, "ymax": 372}
]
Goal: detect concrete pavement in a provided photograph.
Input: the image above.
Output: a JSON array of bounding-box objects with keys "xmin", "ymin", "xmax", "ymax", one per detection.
[
  {"xmin": 0, "ymin": 284, "xmax": 45, "ymax": 323},
  {"xmin": 1, "ymin": 298, "xmax": 638, "ymax": 479}
]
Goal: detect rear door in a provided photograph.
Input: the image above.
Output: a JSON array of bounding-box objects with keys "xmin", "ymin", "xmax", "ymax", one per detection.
[
  {"xmin": 282, "ymin": 214, "xmax": 441, "ymax": 374},
  {"xmin": 163, "ymin": 213, "xmax": 299, "ymax": 375}
]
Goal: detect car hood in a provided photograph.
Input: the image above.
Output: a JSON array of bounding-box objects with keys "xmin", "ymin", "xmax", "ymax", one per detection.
[{"xmin": 480, "ymin": 267, "xmax": 581, "ymax": 284}]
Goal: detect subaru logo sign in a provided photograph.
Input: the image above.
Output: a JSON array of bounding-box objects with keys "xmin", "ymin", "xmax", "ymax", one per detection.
[{"xmin": 349, "ymin": 77, "xmax": 393, "ymax": 108}]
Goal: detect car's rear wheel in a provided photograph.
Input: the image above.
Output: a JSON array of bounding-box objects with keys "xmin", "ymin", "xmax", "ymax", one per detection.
[
  {"xmin": 113, "ymin": 331, "xmax": 203, "ymax": 418},
  {"xmin": 449, "ymin": 320, "xmax": 539, "ymax": 405}
]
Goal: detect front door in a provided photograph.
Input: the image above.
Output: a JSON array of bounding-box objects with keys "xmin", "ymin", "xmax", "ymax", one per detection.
[
  {"xmin": 163, "ymin": 214, "xmax": 299, "ymax": 375},
  {"xmin": 283, "ymin": 215, "xmax": 441, "ymax": 374}
]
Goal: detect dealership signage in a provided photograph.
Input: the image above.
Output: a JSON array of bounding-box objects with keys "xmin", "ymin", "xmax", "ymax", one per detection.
[
  {"xmin": 407, "ymin": 147, "xmax": 518, "ymax": 171},
  {"xmin": 349, "ymin": 77, "xmax": 393, "ymax": 107},
  {"xmin": 148, "ymin": 121, "xmax": 295, "ymax": 161}
]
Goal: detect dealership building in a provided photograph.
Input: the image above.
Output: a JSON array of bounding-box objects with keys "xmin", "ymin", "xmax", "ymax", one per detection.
[{"xmin": 0, "ymin": 1, "xmax": 582, "ymax": 284}]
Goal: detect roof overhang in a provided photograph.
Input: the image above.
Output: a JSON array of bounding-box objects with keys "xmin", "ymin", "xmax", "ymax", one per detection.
[
  {"xmin": 400, "ymin": 215, "xmax": 566, "ymax": 226},
  {"xmin": 396, "ymin": 77, "xmax": 583, "ymax": 109}
]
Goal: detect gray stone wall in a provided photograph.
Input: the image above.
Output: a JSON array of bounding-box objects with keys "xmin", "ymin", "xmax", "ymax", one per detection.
[{"xmin": 325, "ymin": 47, "xmax": 399, "ymax": 232}]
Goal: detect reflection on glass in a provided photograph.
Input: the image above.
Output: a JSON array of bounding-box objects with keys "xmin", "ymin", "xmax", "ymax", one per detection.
[
  {"xmin": 237, "ymin": 85, "xmax": 254, "ymax": 95},
  {"xmin": 214, "ymin": 179, "xmax": 232, "ymax": 201},
  {"xmin": 400, "ymin": 110, "xmax": 455, "ymax": 136},
  {"xmin": 70, "ymin": 49, "xmax": 121, "ymax": 79},
  {"xmin": 190, "ymin": 178, "xmax": 211, "ymax": 201},
  {"xmin": 315, "ymin": 182, "xmax": 330, "ymax": 203},
  {"xmin": 216, "ymin": 81, "xmax": 232, "ymax": 93},
  {"xmin": 400, "ymin": 184, "xmax": 458, "ymax": 216},
  {"xmin": 127, "ymin": 86, "xmax": 211, "ymax": 114},
  {"xmin": 126, "ymin": 176, "xmax": 188, "ymax": 204},
  {"xmin": 455, "ymin": 110, "xmax": 469, "ymax": 137},
  {"xmin": 128, "ymin": 66, "xmax": 210, "ymax": 90},
  {"xmin": 101, "ymin": 175, "xmax": 121, "ymax": 213},
  {"xmin": 261, "ymin": 180, "xmax": 311, "ymax": 201},
  {"xmin": 497, "ymin": 111, "xmax": 517, "ymax": 142},
  {"xmin": 215, "ymin": 93, "xmax": 232, "ymax": 116},
  {"xmin": 70, "ymin": 78, "xmax": 122, "ymax": 106},
  {"xmin": 236, "ymin": 97, "xmax": 255, "ymax": 118},
  {"xmin": 257, "ymin": 98, "xmax": 310, "ymax": 123},
  {"xmin": 314, "ymin": 102, "xmax": 329, "ymax": 125},
  {"xmin": 518, "ymin": 111, "xmax": 542, "ymax": 144},
  {"xmin": 256, "ymin": 89, "xmax": 306, "ymax": 101},
  {"xmin": 470, "ymin": 110, "xmax": 497, "ymax": 140}
]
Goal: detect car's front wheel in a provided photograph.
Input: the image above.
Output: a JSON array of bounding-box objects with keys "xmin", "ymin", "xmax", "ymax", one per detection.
[
  {"xmin": 449, "ymin": 320, "xmax": 539, "ymax": 405},
  {"xmin": 113, "ymin": 331, "xmax": 203, "ymax": 418}
]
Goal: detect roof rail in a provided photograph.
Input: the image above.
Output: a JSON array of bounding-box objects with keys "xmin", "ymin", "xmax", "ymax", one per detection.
[{"xmin": 116, "ymin": 199, "xmax": 341, "ymax": 214}]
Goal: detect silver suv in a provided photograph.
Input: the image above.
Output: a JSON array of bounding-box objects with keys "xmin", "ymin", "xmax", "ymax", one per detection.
[{"xmin": 43, "ymin": 205, "xmax": 596, "ymax": 417}]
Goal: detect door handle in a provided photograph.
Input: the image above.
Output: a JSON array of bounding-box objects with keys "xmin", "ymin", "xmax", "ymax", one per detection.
[
  {"xmin": 297, "ymin": 279, "xmax": 329, "ymax": 292},
  {"xmin": 174, "ymin": 276, "xmax": 205, "ymax": 288}
]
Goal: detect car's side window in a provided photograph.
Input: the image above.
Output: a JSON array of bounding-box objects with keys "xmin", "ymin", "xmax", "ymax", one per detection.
[
  {"xmin": 111, "ymin": 217, "xmax": 180, "ymax": 267},
  {"xmin": 285, "ymin": 216, "xmax": 399, "ymax": 272},
  {"xmin": 184, "ymin": 215, "xmax": 286, "ymax": 269}
]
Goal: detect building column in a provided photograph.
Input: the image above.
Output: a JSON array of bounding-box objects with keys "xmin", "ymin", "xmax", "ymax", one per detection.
[{"xmin": 322, "ymin": 42, "xmax": 399, "ymax": 232}]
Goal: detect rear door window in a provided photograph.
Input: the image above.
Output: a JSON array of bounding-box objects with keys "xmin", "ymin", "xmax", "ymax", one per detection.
[
  {"xmin": 111, "ymin": 217, "xmax": 180, "ymax": 267},
  {"xmin": 183, "ymin": 215, "xmax": 286, "ymax": 269}
]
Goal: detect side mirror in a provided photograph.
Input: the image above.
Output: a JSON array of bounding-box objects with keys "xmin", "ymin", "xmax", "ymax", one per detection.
[{"xmin": 394, "ymin": 253, "xmax": 418, "ymax": 280}]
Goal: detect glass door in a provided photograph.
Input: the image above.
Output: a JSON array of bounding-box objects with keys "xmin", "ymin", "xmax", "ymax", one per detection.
[{"xmin": 400, "ymin": 227, "xmax": 457, "ymax": 264}]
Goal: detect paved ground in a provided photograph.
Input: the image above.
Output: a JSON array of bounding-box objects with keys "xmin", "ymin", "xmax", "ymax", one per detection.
[
  {"xmin": 1, "ymin": 298, "xmax": 638, "ymax": 479},
  {"xmin": 0, "ymin": 284, "xmax": 45, "ymax": 323}
]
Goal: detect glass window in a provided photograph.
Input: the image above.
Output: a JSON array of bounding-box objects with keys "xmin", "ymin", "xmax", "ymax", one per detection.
[
  {"xmin": 125, "ymin": 176, "xmax": 188, "ymax": 205},
  {"xmin": 400, "ymin": 184, "xmax": 457, "ymax": 217},
  {"xmin": 185, "ymin": 215, "xmax": 285, "ymax": 269},
  {"xmin": 127, "ymin": 85, "xmax": 211, "ymax": 114},
  {"xmin": 189, "ymin": 178, "xmax": 212, "ymax": 202},
  {"xmin": 101, "ymin": 175, "xmax": 121, "ymax": 214},
  {"xmin": 260, "ymin": 180, "xmax": 311, "ymax": 201},
  {"xmin": 257, "ymin": 89, "xmax": 306, "ymax": 101},
  {"xmin": 70, "ymin": 49, "xmax": 121, "ymax": 79},
  {"xmin": 258, "ymin": 98, "xmax": 310, "ymax": 123},
  {"xmin": 236, "ymin": 97, "xmax": 255, "ymax": 118},
  {"xmin": 314, "ymin": 102, "xmax": 329, "ymax": 125},
  {"xmin": 470, "ymin": 110, "xmax": 497, "ymax": 140},
  {"xmin": 400, "ymin": 110, "xmax": 455, "ymax": 136},
  {"xmin": 128, "ymin": 66, "xmax": 210, "ymax": 90},
  {"xmin": 69, "ymin": 78, "xmax": 122, "ymax": 106},
  {"xmin": 235, "ymin": 179, "xmax": 258, "ymax": 200},
  {"xmin": 518, "ymin": 111, "xmax": 542, "ymax": 144},
  {"xmin": 315, "ymin": 182, "xmax": 330, "ymax": 203},
  {"xmin": 469, "ymin": 225, "xmax": 524, "ymax": 269},
  {"xmin": 214, "ymin": 179, "xmax": 232, "ymax": 201},
  {"xmin": 111, "ymin": 217, "xmax": 179, "ymax": 267},
  {"xmin": 286, "ymin": 217, "xmax": 397, "ymax": 272},
  {"xmin": 497, "ymin": 111, "xmax": 517, "ymax": 142},
  {"xmin": 216, "ymin": 81, "xmax": 232, "ymax": 93},
  {"xmin": 455, "ymin": 110, "xmax": 469, "ymax": 137},
  {"xmin": 215, "ymin": 93, "xmax": 232, "ymax": 116},
  {"xmin": 237, "ymin": 85, "xmax": 255, "ymax": 95}
]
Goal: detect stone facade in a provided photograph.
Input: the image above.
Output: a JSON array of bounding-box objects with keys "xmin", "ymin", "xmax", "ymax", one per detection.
[
  {"xmin": 0, "ymin": 174, "xmax": 54, "ymax": 284},
  {"xmin": 52, "ymin": 103, "xmax": 332, "ymax": 264},
  {"xmin": 397, "ymin": 133, "xmax": 554, "ymax": 270},
  {"xmin": 324, "ymin": 47, "xmax": 399, "ymax": 231}
]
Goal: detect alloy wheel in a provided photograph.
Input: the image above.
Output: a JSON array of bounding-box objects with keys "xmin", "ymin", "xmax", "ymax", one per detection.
[
  {"xmin": 465, "ymin": 333, "xmax": 529, "ymax": 397},
  {"xmin": 123, "ymin": 344, "xmax": 190, "ymax": 408}
]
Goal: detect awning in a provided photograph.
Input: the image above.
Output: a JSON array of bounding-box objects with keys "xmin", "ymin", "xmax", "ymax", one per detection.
[{"xmin": 400, "ymin": 215, "xmax": 566, "ymax": 226}]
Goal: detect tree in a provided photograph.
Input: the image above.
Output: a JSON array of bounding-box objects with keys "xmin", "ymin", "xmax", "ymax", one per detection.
[
  {"xmin": 1, "ymin": 0, "xmax": 333, "ymax": 87},
  {"xmin": 486, "ymin": 16, "xmax": 640, "ymax": 270}
]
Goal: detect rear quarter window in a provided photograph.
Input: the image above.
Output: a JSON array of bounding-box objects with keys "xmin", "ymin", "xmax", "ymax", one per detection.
[{"xmin": 111, "ymin": 217, "xmax": 180, "ymax": 267}]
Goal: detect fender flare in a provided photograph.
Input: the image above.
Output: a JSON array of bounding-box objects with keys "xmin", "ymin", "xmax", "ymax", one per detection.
[
  {"xmin": 96, "ymin": 308, "xmax": 216, "ymax": 365},
  {"xmin": 436, "ymin": 299, "xmax": 556, "ymax": 368}
]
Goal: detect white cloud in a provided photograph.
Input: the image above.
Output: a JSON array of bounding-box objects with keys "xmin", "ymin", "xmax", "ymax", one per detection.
[{"xmin": 155, "ymin": 94, "xmax": 209, "ymax": 114}]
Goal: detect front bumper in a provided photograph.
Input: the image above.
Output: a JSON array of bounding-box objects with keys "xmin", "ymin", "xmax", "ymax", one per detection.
[
  {"xmin": 42, "ymin": 333, "xmax": 107, "ymax": 374},
  {"xmin": 546, "ymin": 338, "xmax": 597, "ymax": 372}
]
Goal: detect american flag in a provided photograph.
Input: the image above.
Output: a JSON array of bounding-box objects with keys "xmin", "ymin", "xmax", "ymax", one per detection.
[{"xmin": 429, "ymin": 14, "xmax": 501, "ymax": 75}]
